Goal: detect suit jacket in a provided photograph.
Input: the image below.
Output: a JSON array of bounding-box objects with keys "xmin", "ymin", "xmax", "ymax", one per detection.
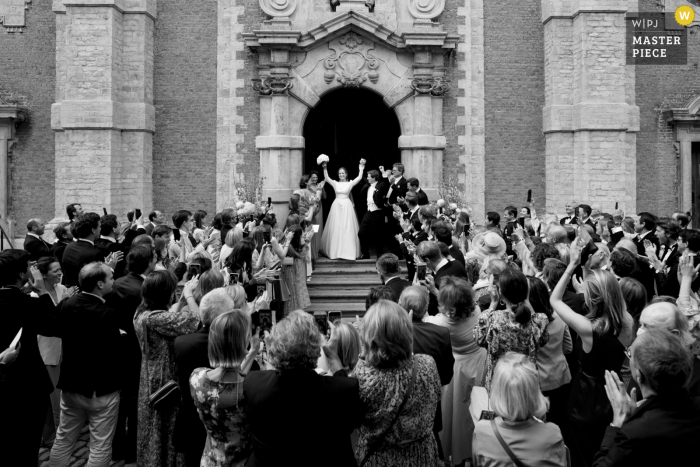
[
  {"xmin": 24, "ymin": 234, "xmax": 51, "ymax": 261},
  {"xmin": 105, "ymin": 272, "xmax": 144, "ymax": 395},
  {"xmin": 173, "ymin": 327, "xmax": 209, "ymax": 456},
  {"xmin": 416, "ymin": 188, "xmax": 429, "ymax": 206},
  {"xmin": 404, "ymin": 206, "xmax": 420, "ymax": 226},
  {"xmin": 593, "ymin": 393, "xmax": 700, "ymax": 466},
  {"xmin": 51, "ymin": 241, "xmax": 70, "ymax": 266},
  {"xmin": 655, "ymin": 247, "xmax": 681, "ymax": 297},
  {"xmin": 428, "ymin": 260, "xmax": 469, "ymax": 315},
  {"xmin": 369, "ymin": 180, "xmax": 390, "ymax": 211},
  {"xmin": 386, "ymin": 176, "xmax": 408, "ymax": 205},
  {"xmin": 145, "ymin": 222, "xmax": 154, "ymax": 236},
  {"xmin": 56, "ymin": 293, "xmax": 121, "ymax": 397},
  {"xmin": 560, "ymin": 215, "xmax": 579, "ymax": 226},
  {"xmin": 412, "ymin": 320, "xmax": 454, "ymax": 434},
  {"xmin": 583, "ymin": 218, "xmax": 596, "ymax": 230},
  {"xmin": 0, "ymin": 287, "xmax": 58, "ymax": 399},
  {"xmin": 62, "ymin": 239, "xmax": 106, "ymax": 288},
  {"xmin": 449, "ymin": 245, "xmax": 466, "ymax": 267},
  {"xmin": 385, "ymin": 276, "xmax": 410, "ymax": 300},
  {"xmin": 634, "ymin": 232, "xmax": 660, "ymax": 257},
  {"xmin": 95, "ymin": 237, "xmax": 121, "ymax": 257},
  {"xmin": 244, "ymin": 369, "xmax": 362, "ymax": 467}
]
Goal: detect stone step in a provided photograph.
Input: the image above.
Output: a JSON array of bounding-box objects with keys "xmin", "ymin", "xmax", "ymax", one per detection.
[
  {"xmin": 309, "ymin": 288, "xmax": 368, "ymax": 300},
  {"xmin": 306, "ymin": 275, "xmax": 381, "ymax": 287},
  {"xmin": 306, "ymin": 302, "xmax": 366, "ymax": 315}
]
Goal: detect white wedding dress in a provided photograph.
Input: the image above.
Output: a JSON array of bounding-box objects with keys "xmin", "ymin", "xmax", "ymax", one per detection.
[{"xmin": 320, "ymin": 169, "xmax": 364, "ymax": 260}]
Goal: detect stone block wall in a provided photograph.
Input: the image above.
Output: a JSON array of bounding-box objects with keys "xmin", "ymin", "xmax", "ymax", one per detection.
[
  {"xmin": 153, "ymin": 0, "xmax": 218, "ymax": 218},
  {"xmin": 483, "ymin": 0, "xmax": 546, "ymax": 214},
  {"xmin": 636, "ymin": 0, "xmax": 700, "ymax": 216},
  {"xmin": 0, "ymin": 2, "xmax": 56, "ymax": 226}
]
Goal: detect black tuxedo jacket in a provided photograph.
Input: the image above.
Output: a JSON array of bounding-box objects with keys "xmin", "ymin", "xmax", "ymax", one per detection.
[
  {"xmin": 385, "ymin": 276, "xmax": 410, "ymax": 300},
  {"xmin": 62, "ymin": 240, "xmax": 106, "ymax": 288},
  {"xmin": 404, "ymin": 206, "xmax": 421, "ymax": 226},
  {"xmin": 560, "ymin": 216, "xmax": 579, "ymax": 226},
  {"xmin": 634, "ymin": 232, "xmax": 660, "ymax": 257},
  {"xmin": 412, "ymin": 320, "xmax": 454, "ymax": 434},
  {"xmin": 24, "ymin": 234, "xmax": 51, "ymax": 261},
  {"xmin": 428, "ymin": 260, "xmax": 469, "ymax": 315},
  {"xmin": 244, "ymin": 369, "xmax": 362, "ymax": 467},
  {"xmin": 106, "ymin": 272, "xmax": 144, "ymax": 395},
  {"xmin": 51, "ymin": 241, "xmax": 70, "ymax": 265},
  {"xmin": 655, "ymin": 247, "xmax": 681, "ymax": 298},
  {"xmin": 56, "ymin": 293, "xmax": 122, "ymax": 397},
  {"xmin": 386, "ymin": 176, "xmax": 408, "ymax": 205},
  {"xmin": 449, "ymin": 245, "xmax": 466, "ymax": 267},
  {"xmin": 416, "ymin": 188, "xmax": 429, "ymax": 206},
  {"xmin": 173, "ymin": 327, "xmax": 210, "ymax": 456},
  {"xmin": 370, "ymin": 180, "xmax": 390, "ymax": 211},
  {"xmin": 95, "ymin": 237, "xmax": 121, "ymax": 257},
  {"xmin": 583, "ymin": 218, "xmax": 596, "ymax": 230}
]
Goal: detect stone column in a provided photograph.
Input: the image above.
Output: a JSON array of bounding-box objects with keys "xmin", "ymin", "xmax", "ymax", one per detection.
[
  {"xmin": 542, "ymin": 0, "xmax": 639, "ymax": 217},
  {"xmin": 0, "ymin": 104, "xmax": 25, "ymax": 223},
  {"xmin": 51, "ymin": 0, "xmax": 155, "ymax": 226}
]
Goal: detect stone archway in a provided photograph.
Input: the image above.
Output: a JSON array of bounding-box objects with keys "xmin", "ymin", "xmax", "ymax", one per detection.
[{"xmin": 239, "ymin": 9, "xmax": 458, "ymax": 219}]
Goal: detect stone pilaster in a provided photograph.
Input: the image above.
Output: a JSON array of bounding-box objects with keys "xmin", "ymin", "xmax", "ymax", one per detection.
[
  {"xmin": 542, "ymin": 0, "xmax": 639, "ymax": 217},
  {"xmin": 51, "ymin": 0, "xmax": 155, "ymax": 224}
]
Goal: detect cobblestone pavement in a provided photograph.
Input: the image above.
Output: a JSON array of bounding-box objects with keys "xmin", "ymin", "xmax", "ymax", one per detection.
[{"xmin": 38, "ymin": 423, "xmax": 125, "ymax": 467}]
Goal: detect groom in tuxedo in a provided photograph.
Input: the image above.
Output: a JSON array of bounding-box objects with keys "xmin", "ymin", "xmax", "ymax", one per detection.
[
  {"xmin": 358, "ymin": 169, "xmax": 390, "ymax": 259},
  {"xmin": 382, "ymin": 163, "xmax": 408, "ymax": 258}
]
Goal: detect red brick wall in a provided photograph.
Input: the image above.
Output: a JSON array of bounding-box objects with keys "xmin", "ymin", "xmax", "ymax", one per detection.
[
  {"xmin": 152, "ymin": 0, "xmax": 218, "ymax": 219},
  {"xmin": 483, "ymin": 0, "xmax": 546, "ymax": 213},
  {"xmin": 0, "ymin": 4, "xmax": 56, "ymax": 228},
  {"xmin": 635, "ymin": 0, "xmax": 700, "ymax": 217}
]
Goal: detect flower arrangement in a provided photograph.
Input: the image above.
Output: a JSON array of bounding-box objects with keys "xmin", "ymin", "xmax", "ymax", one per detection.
[
  {"xmin": 437, "ymin": 172, "xmax": 474, "ymax": 220},
  {"xmin": 227, "ymin": 175, "xmax": 268, "ymax": 217},
  {"xmin": 317, "ymin": 154, "xmax": 329, "ymax": 166}
]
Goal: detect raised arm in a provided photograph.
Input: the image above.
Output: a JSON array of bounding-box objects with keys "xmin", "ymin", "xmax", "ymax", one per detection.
[
  {"xmin": 322, "ymin": 164, "xmax": 337, "ymax": 190},
  {"xmin": 350, "ymin": 162, "xmax": 366, "ymax": 187},
  {"xmin": 550, "ymin": 238, "xmax": 594, "ymax": 351}
]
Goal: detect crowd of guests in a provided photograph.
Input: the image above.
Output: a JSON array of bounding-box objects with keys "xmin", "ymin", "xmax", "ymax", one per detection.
[{"xmin": 1, "ymin": 192, "xmax": 700, "ymax": 467}]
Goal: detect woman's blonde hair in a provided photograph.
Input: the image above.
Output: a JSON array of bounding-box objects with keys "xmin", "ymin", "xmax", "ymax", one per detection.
[
  {"xmin": 268, "ymin": 309, "xmax": 323, "ymax": 371},
  {"xmin": 208, "ymin": 310, "xmax": 249, "ymax": 368},
  {"xmin": 193, "ymin": 269, "xmax": 225, "ymax": 304},
  {"xmin": 490, "ymin": 352, "xmax": 549, "ymax": 422},
  {"xmin": 583, "ymin": 269, "xmax": 626, "ymax": 336},
  {"xmin": 334, "ymin": 323, "xmax": 361, "ymax": 372},
  {"xmin": 224, "ymin": 284, "xmax": 248, "ymax": 310},
  {"xmin": 362, "ymin": 300, "xmax": 413, "ymax": 369},
  {"xmin": 225, "ymin": 226, "xmax": 244, "ymax": 249}
]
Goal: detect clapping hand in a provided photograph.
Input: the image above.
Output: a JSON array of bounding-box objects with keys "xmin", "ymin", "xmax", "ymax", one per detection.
[
  {"xmin": 643, "ymin": 239, "xmax": 657, "ymax": 259},
  {"xmin": 604, "ymin": 370, "xmax": 637, "ymax": 428},
  {"xmin": 678, "ymin": 254, "xmax": 700, "ymax": 281},
  {"xmin": 105, "ymin": 251, "xmax": 123, "ymax": 271},
  {"xmin": 183, "ymin": 274, "xmax": 199, "ymax": 300},
  {"xmin": 569, "ymin": 237, "xmax": 583, "ymax": 267},
  {"xmin": 65, "ymin": 286, "xmax": 79, "ymax": 298}
]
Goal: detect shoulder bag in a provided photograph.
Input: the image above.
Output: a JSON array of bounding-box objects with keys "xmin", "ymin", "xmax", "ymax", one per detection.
[
  {"xmin": 490, "ymin": 417, "xmax": 526, "ymax": 467},
  {"xmin": 141, "ymin": 313, "xmax": 181, "ymax": 411},
  {"xmin": 359, "ymin": 360, "xmax": 418, "ymax": 467}
]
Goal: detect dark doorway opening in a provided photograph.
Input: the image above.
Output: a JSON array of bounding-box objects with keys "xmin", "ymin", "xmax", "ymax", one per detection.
[
  {"xmin": 693, "ymin": 142, "xmax": 700, "ymax": 224},
  {"xmin": 303, "ymin": 88, "xmax": 401, "ymax": 220}
]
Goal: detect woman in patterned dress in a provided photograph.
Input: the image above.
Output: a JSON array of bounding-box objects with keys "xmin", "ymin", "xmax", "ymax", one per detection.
[
  {"xmin": 354, "ymin": 300, "xmax": 442, "ymax": 467},
  {"xmin": 305, "ymin": 170, "xmax": 326, "ymax": 259},
  {"xmin": 134, "ymin": 271, "xmax": 201, "ymax": 467},
  {"xmin": 474, "ymin": 267, "xmax": 549, "ymax": 390},
  {"xmin": 268, "ymin": 223, "xmax": 311, "ymax": 313},
  {"xmin": 190, "ymin": 310, "xmax": 260, "ymax": 467}
]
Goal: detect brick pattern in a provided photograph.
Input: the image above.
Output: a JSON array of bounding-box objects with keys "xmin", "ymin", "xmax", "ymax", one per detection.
[
  {"xmin": 152, "ymin": 0, "xmax": 219, "ymax": 218},
  {"xmin": 484, "ymin": 0, "xmax": 546, "ymax": 214},
  {"xmin": 0, "ymin": 1, "xmax": 56, "ymax": 227},
  {"xmin": 636, "ymin": 0, "xmax": 700, "ymax": 216}
]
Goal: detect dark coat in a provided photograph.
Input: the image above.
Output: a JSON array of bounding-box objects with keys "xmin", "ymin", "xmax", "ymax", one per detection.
[
  {"xmin": 385, "ymin": 276, "xmax": 410, "ymax": 300},
  {"xmin": 51, "ymin": 241, "xmax": 70, "ymax": 266},
  {"xmin": 634, "ymin": 232, "xmax": 660, "ymax": 257},
  {"xmin": 386, "ymin": 176, "xmax": 408, "ymax": 205},
  {"xmin": 593, "ymin": 393, "xmax": 700, "ymax": 466},
  {"xmin": 173, "ymin": 327, "xmax": 210, "ymax": 457},
  {"xmin": 449, "ymin": 245, "xmax": 466, "ymax": 267},
  {"xmin": 428, "ymin": 260, "xmax": 469, "ymax": 315},
  {"xmin": 56, "ymin": 293, "xmax": 122, "ymax": 397},
  {"xmin": 243, "ymin": 369, "xmax": 362, "ymax": 467},
  {"xmin": 24, "ymin": 234, "xmax": 51, "ymax": 262},
  {"xmin": 61, "ymin": 239, "xmax": 106, "ymax": 288}
]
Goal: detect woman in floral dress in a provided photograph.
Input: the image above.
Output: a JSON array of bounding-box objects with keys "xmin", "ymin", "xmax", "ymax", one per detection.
[
  {"xmin": 474, "ymin": 267, "xmax": 549, "ymax": 390},
  {"xmin": 269, "ymin": 223, "xmax": 310, "ymax": 313},
  {"xmin": 134, "ymin": 271, "xmax": 200, "ymax": 467},
  {"xmin": 190, "ymin": 311, "xmax": 258, "ymax": 467},
  {"xmin": 305, "ymin": 170, "xmax": 326, "ymax": 259}
]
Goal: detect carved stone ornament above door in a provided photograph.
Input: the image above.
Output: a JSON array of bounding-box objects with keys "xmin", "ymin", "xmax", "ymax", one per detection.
[
  {"xmin": 259, "ymin": 0, "xmax": 297, "ymax": 17},
  {"xmin": 323, "ymin": 32, "xmax": 380, "ymax": 87},
  {"xmin": 408, "ymin": 0, "xmax": 445, "ymax": 20}
]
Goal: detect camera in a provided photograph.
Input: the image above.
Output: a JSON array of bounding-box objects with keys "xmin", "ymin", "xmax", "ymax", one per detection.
[
  {"xmin": 263, "ymin": 230, "xmax": 271, "ymax": 244},
  {"xmin": 188, "ymin": 263, "xmax": 201, "ymax": 278},
  {"xmin": 313, "ymin": 311, "xmax": 329, "ymax": 336},
  {"xmin": 228, "ymin": 272, "xmax": 239, "ymax": 286},
  {"xmin": 416, "ymin": 263, "xmax": 427, "ymax": 281},
  {"xmin": 328, "ymin": 311, "xmax": 342, "ymax": 325}
]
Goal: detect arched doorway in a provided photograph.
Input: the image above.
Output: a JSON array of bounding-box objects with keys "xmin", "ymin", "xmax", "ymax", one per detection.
[{"xmin": 303, "ymin": 88, "xmax": 401, "ymax": 219}]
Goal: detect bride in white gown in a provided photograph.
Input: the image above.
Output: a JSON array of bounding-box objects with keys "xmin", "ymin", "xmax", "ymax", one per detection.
[{"xmin": 320, "ymin": 160, "xmax": 365, "ymax": 260}]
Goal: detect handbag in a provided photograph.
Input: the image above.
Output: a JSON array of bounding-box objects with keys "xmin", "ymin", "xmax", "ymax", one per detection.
[
  {"xmin": 141, "ymin": 313, "xmax": 181, "ymax": 411},
  {"xmin": 491, "ymin": 418, "xmax": 526, "ymax": 467},
  {"xmin": 359, "ymin": 360, "xmax": 418, "ymax": 467}
]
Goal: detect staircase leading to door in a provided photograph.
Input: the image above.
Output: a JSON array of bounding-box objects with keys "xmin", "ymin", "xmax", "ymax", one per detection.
[{"xmin": 306, "ymin": 258, "xmax": 382, "ymax": 317}]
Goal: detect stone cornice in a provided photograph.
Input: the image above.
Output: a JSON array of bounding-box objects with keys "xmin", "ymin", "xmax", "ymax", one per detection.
[
  {"xmin": 61, "ymin": 0, "xmax": 156, "ymax": 20},
  {"xmin": 542, "ymin": 0, "xmax": 628, "ymax": 24},
  {"xmin": 663, "ymin": 95, "xmax": 700, "ymax": 124},
  {"xmin": 52, "ymin": 102, "xmax": 156, "ymax": 133},
  {"xmin": 0, "ymin": 104, "xmax": 27, "ymax": 124},
  {"xmin": 243, "ymin": 10, "xmax": 459, "ymax": 53}
]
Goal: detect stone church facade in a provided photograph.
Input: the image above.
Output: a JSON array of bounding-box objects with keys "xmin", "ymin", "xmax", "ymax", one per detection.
[{"xmin": 1, "ymin": 0, "xmax": 699, "ymax": 234}]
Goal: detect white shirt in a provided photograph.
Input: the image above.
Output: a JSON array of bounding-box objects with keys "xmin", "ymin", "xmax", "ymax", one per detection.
[
  {"xmin": 638, "ymin": 230, "xmax": 652, "ymax": 241},
  {"xmin": 100, "ymin": 235, "xmax": 116, "ymax": 243},
  {"xmin": 367, "ymin": 182, "xmax": 380, "ymax": 212},
  {"xmin": 434, "ymin": 258, "xmax": 449, "ymax": 273},
  {"xmin": 78, "ymin": 238, "xmax": 95, "ymax": 246},
  {"xmin": 564, "ymin": 216, "xmax": 575, "ymax": 225},
  {"xmin": 386, "ymin": 175, "xmax": 403, "ymax": 199}
]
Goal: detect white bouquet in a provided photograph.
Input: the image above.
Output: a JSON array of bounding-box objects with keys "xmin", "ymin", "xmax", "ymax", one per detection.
[
  {"xmin": 436, "ymin": 199, "xmax": 446, "ymax": 208},
  {"xmin": 317, "ymin": 154, "xmax": 329, "ymax": 166}
]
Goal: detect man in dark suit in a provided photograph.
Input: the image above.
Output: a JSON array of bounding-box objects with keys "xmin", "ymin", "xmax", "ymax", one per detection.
[
  {"xmin": 106, "ymin": 245, "xmax": 155, "ymax": 464},
  {"xmin": 173, "ymin": 290, "xmax": 234, "ymax": 467},
  {"xmin": 578, "ymin": 204, "xmax": 597, "ymax": 230},
  {"xmin": 407, "ymin": 177, "xmax": 429, "ymax": 205},
  {"xmin": 62, "ymin": 212, "xmax": 115, "ymax": 287},
  {"xmin": 416, "ymin": 241, "xmax": 468, "ymax": 316},
  {"xmin": 433, "ymin": 221, "xmax": 465, "ymax": 266},
  {"xmin": 244, "ymin": 311, "xmax": 362, "ymax": 467},
  {"xmin": 560, "ymin": 200, "xmax": 579, "ymax": 226},
  {"xmin": 399, "ymin": 286, "xmax": 454, "ymax": 459},
  {"xmin": 401, "ymin": 217, "xmax": 429, "ymax": 281},
  {"xmin": 51, "ymin": 222, "xmax": 74, "ymax": 266},
  {"xmin": 401, "ymin": 191, "xmax": 421, "ymax": 225},
  {"xmin": 145, "ymin": 210, "xmax": 165, "ymax": 237},
  {"xmin": 376, "ymin": 253, "xmax": 410, "ymax": 299},
  {"xmin": 634, "ymin": 212, "xmax": 660, "ymax": 257},
  {"xmin": 358, "ymin": 168, "xmax": 390, "ymax": 259},
  {"xmin": 0, "ymin": 250, "xmax": 58, "ymax": 466},
  {"xmin": 95, "ymin": 214, "xmax": 123, "ymax": 257},
  {"xmin": 49, "ymin": 262, "xmax": 122, "ymax": 465},
  {"xmin": 24, "ymin": 218, "xmax": 51, "ymax": 261}
]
